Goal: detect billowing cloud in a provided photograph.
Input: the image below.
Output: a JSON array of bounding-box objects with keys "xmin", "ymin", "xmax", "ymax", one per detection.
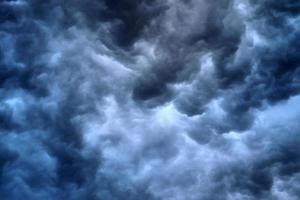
[{"xmin": 0, "ymin": 0, "xmax": 299, "ymax": 199}]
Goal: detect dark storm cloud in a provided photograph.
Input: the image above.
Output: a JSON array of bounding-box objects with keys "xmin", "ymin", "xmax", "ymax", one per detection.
[
  {"xmin": 0, "ymin": 0, "xmax": 300, "ymax": 200},
  {"xmin": 216, "ymin": 0, "xmax": 300, "ymax": 133},
  {"xmin": 130, "ymin": 0, "xmax": 300, "ymax": 131},
  {"xmin": 0, "ymin": 1, "xmax": 135, "ymax": 199},
  {"xmin": 132, "ymin": 0, "xmax": 248, "ymax": 110}
]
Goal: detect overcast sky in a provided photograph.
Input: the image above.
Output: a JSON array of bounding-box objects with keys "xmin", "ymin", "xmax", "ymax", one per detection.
[{"xmin": 0, "ymin": 0, "xmax": 300, "ymax": 199}]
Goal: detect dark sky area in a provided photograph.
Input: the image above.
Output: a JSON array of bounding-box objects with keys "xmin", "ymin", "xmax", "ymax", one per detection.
[{"xmin": 0, "ymin": 0, "xmax": 300, "ymax": 199}]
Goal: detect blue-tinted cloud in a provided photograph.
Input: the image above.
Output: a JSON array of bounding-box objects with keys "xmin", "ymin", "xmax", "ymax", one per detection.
[{"xmin": 0, "ymin": 0, "xmax": 299, "ymax": 199}]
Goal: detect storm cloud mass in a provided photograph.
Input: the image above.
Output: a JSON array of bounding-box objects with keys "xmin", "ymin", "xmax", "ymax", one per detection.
[{"xmin": 0, "ymin": 0, "xmax": 300, "ymax": 199}]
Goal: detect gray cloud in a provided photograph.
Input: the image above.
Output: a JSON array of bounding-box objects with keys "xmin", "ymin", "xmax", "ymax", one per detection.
[{"xmin": 0, "ymin": 0, "xmax": 299, "ymax": 199}]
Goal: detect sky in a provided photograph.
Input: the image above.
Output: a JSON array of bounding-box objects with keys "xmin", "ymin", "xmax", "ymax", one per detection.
[{"xmin": 0, "ymin": 0, "xmax": 300, "ymax": 199}]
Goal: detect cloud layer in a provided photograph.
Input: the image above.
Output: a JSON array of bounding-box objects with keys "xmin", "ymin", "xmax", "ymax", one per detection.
[{"xmin": 0, "ymin": 0, "xmax": 300, "ymax": 199}]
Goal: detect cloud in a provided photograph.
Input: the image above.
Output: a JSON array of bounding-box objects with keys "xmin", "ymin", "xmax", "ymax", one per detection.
[{"xmin": 0, "ymin": 0, "xmax": 299, "ymax": 199}]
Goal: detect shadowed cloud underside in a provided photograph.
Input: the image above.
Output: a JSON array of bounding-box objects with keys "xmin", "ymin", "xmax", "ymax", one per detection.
[{"xmin": 0, "ymin": 0, "xmax": 300, "ymax": 199}]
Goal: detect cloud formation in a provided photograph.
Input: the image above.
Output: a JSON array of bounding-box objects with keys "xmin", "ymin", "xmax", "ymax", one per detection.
[{"xmin": 0, "ymin": 0, "xmax": 300, "ymax": 199}]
